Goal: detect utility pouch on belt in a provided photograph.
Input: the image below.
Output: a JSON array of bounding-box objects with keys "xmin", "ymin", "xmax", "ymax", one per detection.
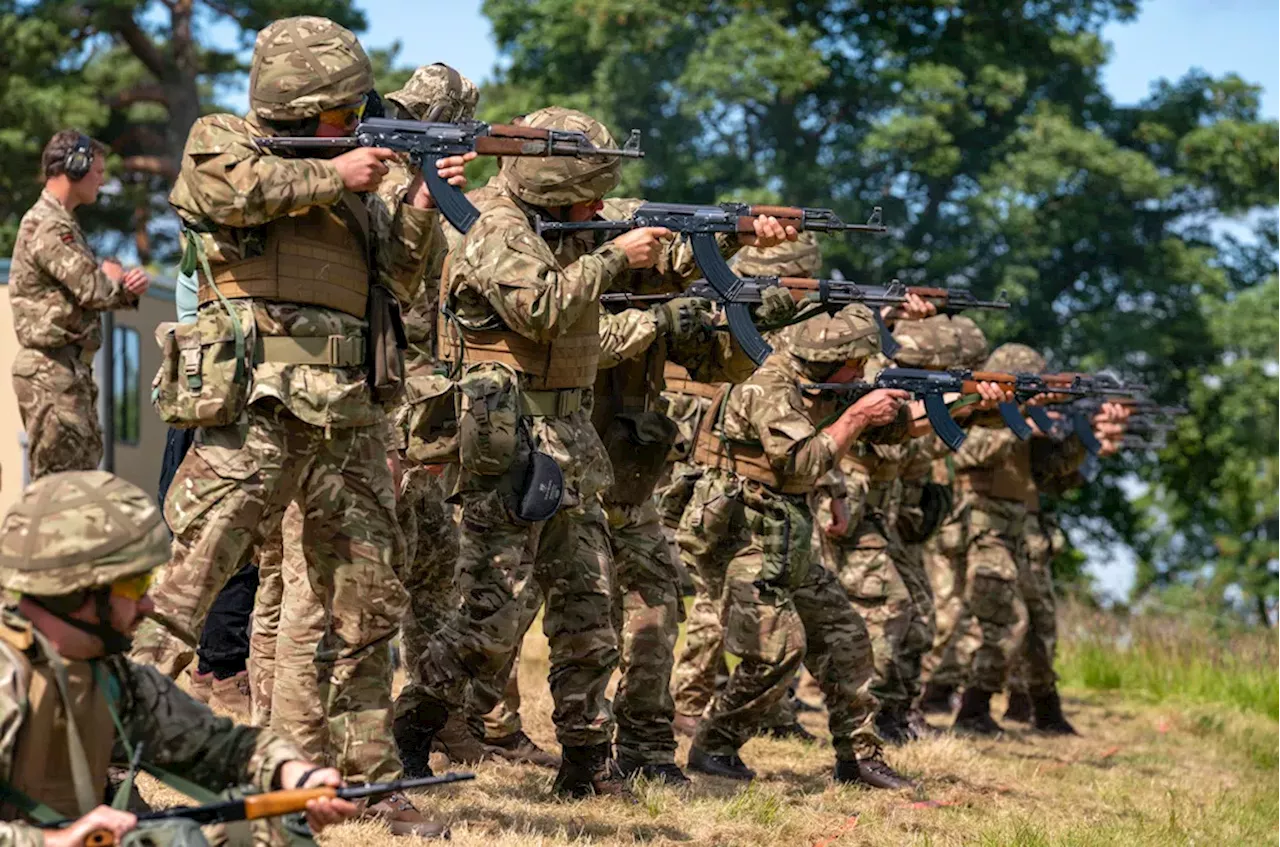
[
  {"xmin": 457, "ymin": 362, "xmax": 521, "ymax": 475},
  {"xmin": 512, "ymin": 443, "xmax": 564, "ymax": 522},
  {"xmin": 752, "ymin": 497, "xmax": 811, "ymax": 591},
  {"xmin": 152, "ymin": 233, "xmax": 252, "ymax": 429},
  {"xmin": 898, "ymin": 481, "xmax": 953, "ymax": 543},
  {"xmin": 603, "ymin": 411, "xmax": 679, "ymax": 506},
  {"xmin": 404, "ymin": 373, "xmax": 459, "ymax": 464},
  {"xmin": 366, "ymin": 283, "xmax": 408, "ymax": 404}
]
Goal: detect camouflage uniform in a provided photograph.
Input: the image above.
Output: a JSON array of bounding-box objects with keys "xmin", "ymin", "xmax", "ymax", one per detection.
[
  {"xmin": 131, "ymin": 18, "xmax": 442, "ymax": 787},
  {"xmin": 0, "ymin": 471, "xmax": 305, "ymax": 846},
  {"xmin": 680, "ymin": 308, "xmax": 911, "ymax": 783},
  {"xmin": 9, "ymin": 190, "xmax": 140, "ymax": 479}
]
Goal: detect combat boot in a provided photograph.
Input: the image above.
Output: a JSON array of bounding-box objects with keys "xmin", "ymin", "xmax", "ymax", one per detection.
[
  {"xmin": 189, "ymin": 670, "xmax": 212, "ymax": 704},
  {"xmin": 393, "ymin": 701, "xmax": 449, "ymax": 779},
  {"xmin": 834, "ymin": 755, "xmax": 914, "ymax": 790},
  {"xmin": 431, "ymin": 710, "xmax": 487, "ymax": 765},
  {"xmin": 616, "ymin": 753, "xmax": 691, "ymax": 787},
  {"xmin": 904, "ymin": 708, "xmax": 941, "ymax": 741},
  {"xmin": 686, "ymin": 747, "xmax": 755, "ymax": 781},
  {"xmin": 952, "ymin": 688, "xmax": 1003, "ymax": 736},
  {"xmin": 552, "ymin": 743, "xmax": 633, "ymax": 799},
  {"xmin": 1031, "ymin": 687, "xmax": 1079, "ymax": 736},
  {"xmin": 209, "ymin": 671, "xmax": 251, "ymax": 719},
  {"xmin": 360, "ymin": 791, "xmax": 450, "ymax": 839},
  {"xmin": 760, "ymin": 721, "xmax": 817, "ymax": 743},
  {"xmin": 1003, "ymin": 690, "xmax": 1033, "ymax": 723},
  {"xmin": 918, "ymin": 681, "xmax": 956, "ymax": 715},
  {"xmin": 484, "ymin": 730, "xmax": 561, "ymax": 769},
  {"xmin": 874, "ymin": 704, "xmax": 911, "ymax": 745}
]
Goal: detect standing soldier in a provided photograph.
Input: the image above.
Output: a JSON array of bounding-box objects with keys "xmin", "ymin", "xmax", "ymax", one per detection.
[
  {"xmin": 130, "ymin": 17, "xmax": 464, "ymax": 837},
  {"xmin": 0, "ymin": 471, "xmax": 355, "ymax": 845},
  {"xmin": 10, "ymin": 131, "xmax": 150, "ymax": 480}
]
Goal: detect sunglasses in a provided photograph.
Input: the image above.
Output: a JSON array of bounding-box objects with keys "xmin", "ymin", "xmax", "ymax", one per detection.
[
  {"xmin": 111, "ymin": 571, "xmax": 154, "ymax": 602},
  {"xmin": 318, "ymin": 97, "xmax": 368, "ymax": 132}
]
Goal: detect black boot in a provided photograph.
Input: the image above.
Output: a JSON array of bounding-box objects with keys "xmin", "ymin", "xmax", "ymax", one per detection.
[
  {"xmin": 759, "ymin": 721, "xmax": 818, "ymax": 743},
  {"xmin": 616, "ymin": 753, "xmax": 691, "ymax": 787},
  {"xmin": 875, "ymin": 704, "xmax": 910, "ymax": 745},
  {"xmin": 918, "ymin": 681, "xmax": 956, "ymax": 715},
  {"xmin": 1003, "ymin": 690, "xmax": 1033, "ymax": 723},
  {"xmin": 1031, "ymin": 687, "xmax": 1079, "ymax": 736},
  {"xmin": 553, "ymin": 744, "xmax": 634, "ymax": 799},
  {"xmin": 687, "ymin": 746, "xmax": 755, "ymax": 781},
  {"xmin": 392, "ymin": 701, "xmax": 449, "ymax": 779},
  {"xmin": 834, "ymin": 755, "xmax": 914, "ymax": 790},
  {"xmin": 952, "ymin": 688, "xmax": 1003, "ymax": 736}
]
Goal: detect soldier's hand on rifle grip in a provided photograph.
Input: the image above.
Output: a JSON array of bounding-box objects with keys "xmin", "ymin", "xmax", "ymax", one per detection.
[
  {"xmin": 615, "ymin": 227, "xmax": 674, "ymax": 269},
  {"xmin": 738, "ymin": 215, "xmax": 797, "ymax": 249},
  {"xmin": 333, "ymin": 147, "xmax": 397, "ymax": 192},
  {"xmin": 406, "ymin": 152, "xmax": 478, "ymax": 210},
  {"xmin": 278, "ymin": 761, "xmax": 356, "ymax": 832},
  {"xmin": 50, "ymin": 805, "xmax": 136, "ymax": 847},
  {"xmin": 849, "ymin": 388, "xmax": 911, "ymax": 428}
]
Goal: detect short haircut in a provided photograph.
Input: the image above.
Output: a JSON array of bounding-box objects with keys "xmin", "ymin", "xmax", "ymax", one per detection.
[{"xmin": 41, "ymin": 129, "xmax": 108, "ymax": 180}]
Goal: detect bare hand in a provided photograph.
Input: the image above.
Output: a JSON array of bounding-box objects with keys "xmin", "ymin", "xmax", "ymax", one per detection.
[
  {"xmin": 123, "ymin": 267, "xmax": 150, "ymax": 296},
  {"xmin": 972, "ymin": 380, "xmax": 1013, "ymax": 411},
  {"xmin": 278, "ymin": 762, "xmax": 358, "ymax": 833},
  {"xmin": 46, "ymin": 806, "xmax": 137, "ymax": 847},
  {"xmin": 408, "ymin": 152, "xmax": 478, "ymax": 209},
  {"xmin": 848, "ymin": 388, "xmax": 911, "ymax": 428},
  {"xmin": 1096, "ymin": 401, "xmax": 1132, "ymax": 424},
  {"xmin": 333, "ymin": 147, "xmax": 397, "ymax": 192},
  {"xmin": 737, "ymin": 214, "xmax": 798, "ymax": 249},
  {"xmin": 614, "ymin": 226, "xmax": 674, "ymax": 269},
  {"xmin": 101, "ymin": 259, "xmax": 124, "ymax": 284},
  {"xmin": 824, "ymin": 496, "xmax": 850, "ymax": 539},
  {"xmin": 881, "ymin": 292, "xmax": 937, "ymax": 324}
]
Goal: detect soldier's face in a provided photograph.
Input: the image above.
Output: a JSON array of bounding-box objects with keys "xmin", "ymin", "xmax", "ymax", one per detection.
[
  {"xmin": 74, "ymin": 157, "xmax": 106, "ymax": 205},
  {"xmin": 566, "ymin": 199, "xmax": 605, "ymax": 222}
]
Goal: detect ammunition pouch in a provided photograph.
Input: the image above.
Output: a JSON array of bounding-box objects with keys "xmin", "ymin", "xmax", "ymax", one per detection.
[
  {"xmin": 152, "ymin": 320, "xmax": 251, "ymax": 430},
  {"xmin": 403, "ymin": 374, "xmax": 459, "ymax": 464},
  {"xmin": 602, "ymin": 411, "xmax": 679, "ymax": 506},
  {"xmin": 366, "ymin": 283, "xmax": 408, "ymax": 404},
  {"xmin": 746, "ymin": 496, "xmax": 812, "ymax": 591},
  {"xmin": 456, "ymin": 362, "xmax": 521, "ymax": 476}
]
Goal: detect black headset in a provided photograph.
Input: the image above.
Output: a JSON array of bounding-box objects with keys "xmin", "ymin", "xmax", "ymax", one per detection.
[{"xmin": 64, "ymin": 134, "xmax": 94, "ymax": 181}]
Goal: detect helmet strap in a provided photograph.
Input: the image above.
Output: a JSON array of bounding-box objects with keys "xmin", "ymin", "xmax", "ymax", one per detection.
[{"xmin": 30, "ymin": 590, "xmax": 134, "ymax": 656}]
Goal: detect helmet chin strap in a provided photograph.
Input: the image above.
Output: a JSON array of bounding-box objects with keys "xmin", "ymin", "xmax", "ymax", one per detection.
[{"xmin": 32, "ymin": 590, "xmax": 134, "ymax": 656}]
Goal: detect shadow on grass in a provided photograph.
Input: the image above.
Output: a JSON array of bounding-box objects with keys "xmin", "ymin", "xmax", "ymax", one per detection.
[{"xmin": 443, "ymin": 801, "xmax": 694, "ymax": 842}]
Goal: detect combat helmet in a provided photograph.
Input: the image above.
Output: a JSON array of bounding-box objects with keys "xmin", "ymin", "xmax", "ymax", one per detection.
[
  {"xmin": 893, "ymin": 315, "xmax": 989, "ymax": 370},
  {"xmin": 0, "ymin": 471, "xmax": 167, "ymax": 597},
  {"xmin": 985, "ymin": 342, "xmax": 1046, "ymax": 374},
  {"xmin": 249, "ymin": 17, "xmax": 374, "ymax": 122},
  {"xmin": 386, "ymin": 64, "xmax": 479, "ymax": 123},
  {"xmin": 786, "ymin": 303, "xmax": 880, "ymax": 363},
  {"xmin": 733, "ymin": 232, "xmax": 823, "ymax": 278},
  {"xmin": 503, "ymin": 107, "xmax": 621, "ymax": 206}
]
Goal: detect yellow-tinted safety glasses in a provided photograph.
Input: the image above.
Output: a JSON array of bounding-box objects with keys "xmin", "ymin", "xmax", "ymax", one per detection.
[
  {"xmin": 318, "ymin": 97, "xmax": 368, "ymax": 132},
  {"xmin": 111, "ymin": 571, "xmax": 154, "ymax": 601}
]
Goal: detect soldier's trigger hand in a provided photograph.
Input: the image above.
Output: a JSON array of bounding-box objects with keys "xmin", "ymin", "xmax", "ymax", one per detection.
[
  {"xmin": 849, "ymin": 388, "xmax": 910, "ymax": 427},
  {"xmin": 333, "ymin": 147, "xmax": 396, "ymax": 192},
  {"xmin": 614, "ymin": 227, "xmax": 673, "ymax": 270},
  {"xmin": 47, "ymin": 806, "xmax": 137, "ymax": 847}
]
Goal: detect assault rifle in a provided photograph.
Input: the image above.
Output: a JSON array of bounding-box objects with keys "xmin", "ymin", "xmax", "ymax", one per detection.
[
  {"xmin": 599, "ymin": 278, "xmax": 1008, "ymax": 355},
  {"xmin": 538, "ymin": 203, "xmax": 886, "ymax": 365},
  {"xmin": 1020, "ymin": 375, "xmax": 1152, "ymax": 454},
  {"xmin": 255, "ymin": 117, "xmax": 643, "ymax": 234},
  {"xmin": 57, "ymin": 772, "xmax": 474, "ymax": 846}
]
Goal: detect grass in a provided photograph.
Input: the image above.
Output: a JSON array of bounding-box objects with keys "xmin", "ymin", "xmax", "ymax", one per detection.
[{"xmin": 145, "ymin": 604, "xmax": 1278, "ymax": 847}]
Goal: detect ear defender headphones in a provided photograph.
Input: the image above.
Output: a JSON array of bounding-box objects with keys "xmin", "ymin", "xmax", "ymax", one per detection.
[{"xmin": 64, "ymin": 134, "xmax": 94, "ymax": 181}]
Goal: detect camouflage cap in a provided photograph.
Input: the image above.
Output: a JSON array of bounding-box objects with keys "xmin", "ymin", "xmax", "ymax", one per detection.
[
  {"xmin": 249, "ymin": 17, "xmax": 374, "ymax": 122},
  {"xmin": 0, "ymin": 471, "xmax": 168, "ymax": 596},
  {"xmin": 893, "ymin": 314, "xmax": 989, "ymax": 369},
  {"xmin": 503, "ymin": 107, "xmax": 621, "ymax": 206},
  {"xmin": 386, "ymin": 63, "xmax": 479, "ymax": 123},
  {"xmin": 985, "ymin": 342, "xmax": 1046, "ymax": 374},
  {"xmin": 786, "ymin": 303, "xmax": 880, "ymax": 363},
  {"xmin": 732, "ymin": 232, "xmax": 823, "ymax": 278}
]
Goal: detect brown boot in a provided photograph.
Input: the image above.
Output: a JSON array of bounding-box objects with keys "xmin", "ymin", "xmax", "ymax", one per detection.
[
  {"xmin": 484, "ymin": 730, "xmax": 561, "ymax": 769},
  {"xmin": 189, "ymin": 670, "xmax": 213, "ymax": 704},
  {"xmin": 432, "ymin": 710, "xmax": 487, "ymax": 765},
  {"xmin": 834, "ymin": 755, "xmax": 914, "ymax": 790},
  {"xmin": 672, "ymin": 712, "xmax": 700, "ymax": 738},
  {"xmin": 552, "ymin": 744, "xmax": 633, "ymax": 799},
  {"xmin": 209, "ymin": 671, "xmax": 251, "ymax": 719},
  {"xmin": 362, "ymin": 791, "xmax": 450, "ymax": 839}
]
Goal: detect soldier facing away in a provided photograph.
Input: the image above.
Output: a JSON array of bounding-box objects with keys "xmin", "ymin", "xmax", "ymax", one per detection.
[{"xmin": 10, "ymin": 131, "xmax": 151, "ymax": 480}]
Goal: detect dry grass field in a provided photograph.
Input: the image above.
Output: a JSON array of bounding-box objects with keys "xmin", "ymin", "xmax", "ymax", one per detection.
[{"xmin": 148, "ymin": 603, "xmax": 1278, "ymax": 847}]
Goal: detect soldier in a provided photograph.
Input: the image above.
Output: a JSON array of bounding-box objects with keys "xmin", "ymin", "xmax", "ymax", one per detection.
[
  {"xmin": 10, "ymin": 131, "xmax": 151, "ymax": 480},
  {"xmin": 0, "ymin": 471, "xmax": 354, "ymax": 846},
  {"xmin": 392, "ymin": 105, "xmax": 792, "ymax": 798},
  {"xmin": 676, "ymin": 306, "xmax": 916, "ymax": 787},
  {"xmin": 130, "ymin": 17, "xmax": 465, "ymax": 837}
]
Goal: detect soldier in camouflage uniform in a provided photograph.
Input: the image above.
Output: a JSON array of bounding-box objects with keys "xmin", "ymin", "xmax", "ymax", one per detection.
[
  {"xmin": 0, "ymin": 471, "xmax": 354, "ymax": 847},
  {"xmin": 10, "ymin": 131, "xmax": 150, "ymax": 480},
  {"xmin": 677, "ymin": 306, "xmax": 914, "ymax": 787},
  {"xmin": 130, "ymin": 18, "xmax": 464, "ymax": 837}
]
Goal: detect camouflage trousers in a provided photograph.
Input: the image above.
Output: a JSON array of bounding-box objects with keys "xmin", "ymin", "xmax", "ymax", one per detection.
[
  {"xmin": 1006, "ymin": 511, "xmax": 1059, "ymax": 694},
  {"xmin": 956, "ymin": 495, "xmax": 1028, "ymax": 693},
  {"xmin": 827, "ymin": 506, "xmax": 935, "ymax": 711},
  {"xmin": 398, "ymin": 483, "xmax": 618, "ymax": 748},
  {"xmin": 678, "ymin": 473, "xmax": 881, "ymax": 761},
  {"xmin": 131, "ymin": 400, "xmax": 408, "ymax": 783},
  {"xmin": 922, "ymin": 508, "xmax": 979, "ymax": 689},
  {"xmin": 13, "ymin": 346, "xmax": 102, "ymax": 480}
]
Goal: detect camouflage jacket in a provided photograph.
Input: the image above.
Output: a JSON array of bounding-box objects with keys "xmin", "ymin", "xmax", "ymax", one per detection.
[
  {"xmin": 168, "ymin": 113, "xmax": 444, "ymax": 428},
  {"xmin": 0, "ymin": 611, "xmax": 301, "ymax": 846},
  {"xmin": 9, "ymin": 190, "xmax": 139, "ymax": 352}
]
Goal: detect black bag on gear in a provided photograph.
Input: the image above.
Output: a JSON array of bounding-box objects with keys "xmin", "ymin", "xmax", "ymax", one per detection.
[
  {"xmin": 366, "ymin": 282, "xmax": 409, "ymax": 404},
  {"xmin": 513, "ymin": 450, "xmax": 564, "ymax": 522},
  {"xmin": 602, "ymin": 411, "xmax": 680, "ymax": 506},
  {"xmin": 898, "ymin": 481, "xmax": 953, "ymax": 543}
]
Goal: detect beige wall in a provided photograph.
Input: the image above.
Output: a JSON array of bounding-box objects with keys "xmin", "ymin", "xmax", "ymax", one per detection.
[{"xmin": 0, "ymin": 259, "xmax": 174, "ymax": 515}]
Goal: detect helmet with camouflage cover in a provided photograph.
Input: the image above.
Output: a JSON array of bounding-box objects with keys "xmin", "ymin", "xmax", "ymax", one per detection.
[
  {"xmin": 502, "ymin": 107, "xmax": 621, "ymax": 206},
  {"xmin": 386, "ymin": 63, "xmax": 479, "ymax": 123},
  {"xmin": 786, "ymin": 303, "xmax": 880, "ymax": 363},
  {"xmin": 984, "ymin": 342, "xmax": 1046, "ymax": 374},
  {"xmin": 0, "ymin": 471, "xmax": 168, "ymax": 597},
  {"xmin": 249, "ymin": 17, "xmax": 374, "ymax": 122},
  {"xmin": 893, "ymin": 314, "xmax": 989, "ymax": 370},
  {"xmin": 733, "ymin": 232, "xmax": 823, "ymax": 278}
]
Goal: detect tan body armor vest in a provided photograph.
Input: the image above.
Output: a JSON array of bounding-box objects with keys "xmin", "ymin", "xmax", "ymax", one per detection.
[
  {"xmin": 663, "ymin": 361, "xmax": 722, "ymax": 401},
  {"xmin": 954, "ymin": 440, "xmax": 1038, "ymax": 510},
  {"xmin": 198, "ymin": 196, "xmax": 371, "ymax": 319},
  {"xmin": 0, "ymin": 622, "xmax": 115, "ymax": 820},
  {"xmin": 692, "ymin": 385, "xmax": 815, "ymax": 495}
]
